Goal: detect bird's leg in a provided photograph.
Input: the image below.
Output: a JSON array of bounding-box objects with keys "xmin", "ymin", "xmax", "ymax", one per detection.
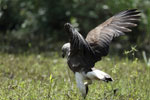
[
  {"xmin": 75, "ymin": 72, "xmax": 87, "ymax": 99},
  {"xmin": 83, "ymin": 79, "xmax": 92, "ymax": 98},
  {"xmin": 84, "ymin": 79, "xmax": 92, "ymax": 86}
]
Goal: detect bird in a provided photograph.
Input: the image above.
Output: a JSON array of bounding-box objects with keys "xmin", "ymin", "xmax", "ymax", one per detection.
[{"xmin": 61, "ymin": 9, "xmax": 140, "ymax": 99}]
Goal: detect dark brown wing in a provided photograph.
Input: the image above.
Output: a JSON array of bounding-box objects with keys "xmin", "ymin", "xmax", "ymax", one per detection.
[
  {"xmin": 64, "ymin": 23, "xmax": 94, "ymax": 55},
  {"xmin": 64, "ymin": 23, "xmax": 96, "ymax": 71},
  {"xmin": 86, "ymin": 9, "xmax": 140, "ymax": 61}
]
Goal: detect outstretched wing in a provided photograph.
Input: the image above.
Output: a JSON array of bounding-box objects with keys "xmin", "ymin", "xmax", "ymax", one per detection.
[
  {"xmin": 64, "ymin": 23, "xmax": 96, "ymax": 71},
  {"xmin": 86, "ymin": 9, "xmax": 140, "ymax": 61},
  {"xmin": 64, "ymin": 23, "xmax": 94, "ymax": 56}
]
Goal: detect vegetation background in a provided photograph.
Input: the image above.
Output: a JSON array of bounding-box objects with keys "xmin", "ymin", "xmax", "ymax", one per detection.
[
  {"xmin": 0, "ymin": 0, "xmax": 150, "ymax": 100},
  {"xmin": 0, "ymin": 0, "xmax": 150, "ymax": 53}
]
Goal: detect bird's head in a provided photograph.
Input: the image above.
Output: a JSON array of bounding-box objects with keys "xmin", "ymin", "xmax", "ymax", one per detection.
[
  {"xmin": 61, "ymin": 43, "xmax": 70, "ymax": 58},
  {"xmin": 64, "ymin": 23, "xmax": 74, "ymax": 34}
]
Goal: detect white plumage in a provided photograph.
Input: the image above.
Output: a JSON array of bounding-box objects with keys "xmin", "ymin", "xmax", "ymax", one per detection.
[{"xmin": 74, "ymin": 69, "xmax": 113, "ymax": 98}]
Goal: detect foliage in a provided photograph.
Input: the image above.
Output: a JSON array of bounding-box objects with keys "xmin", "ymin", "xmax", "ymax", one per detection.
[
  {"xmin": 0, "ymin": 0, "xmax": 150, "ymax": 53},
  {"xmin": 0, "ymin": 52, "xmax": 150, "ymax": 100}
]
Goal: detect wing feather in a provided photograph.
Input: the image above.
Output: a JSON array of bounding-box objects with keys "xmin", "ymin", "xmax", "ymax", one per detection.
[
  {"xmin": 86, "ymin": 9, "xmax": 140, "ymax": 61},
  {"xmin": 64, "ymin": 23, "xmax": 96, "ymax": 71}
]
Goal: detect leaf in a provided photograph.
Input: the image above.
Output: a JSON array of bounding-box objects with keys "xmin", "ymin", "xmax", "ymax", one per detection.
[{"xmin": 49, "ymin": 74, "xmax": 53, "ymax": 83}]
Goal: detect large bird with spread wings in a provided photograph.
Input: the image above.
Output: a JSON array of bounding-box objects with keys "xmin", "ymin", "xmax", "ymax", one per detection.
[{"xmin": 62, "ymin": 9, "xmax": 140, "ymax": 98}]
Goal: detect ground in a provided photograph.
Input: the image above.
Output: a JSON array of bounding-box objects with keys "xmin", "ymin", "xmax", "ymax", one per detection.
[{"xmin": 0, "ymin": 52, "xmax": 149, "ymax": 100}]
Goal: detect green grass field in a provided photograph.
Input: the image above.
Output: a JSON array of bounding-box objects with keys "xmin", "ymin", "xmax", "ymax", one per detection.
[{"xmin": 0, "ymin": 52, "xmax": 150, "ymax": 100}]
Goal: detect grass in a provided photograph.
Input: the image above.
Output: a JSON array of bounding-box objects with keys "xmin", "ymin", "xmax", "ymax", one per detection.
[{"xmin": 0, "ymin": 52, "xmax": 150, "ymax": 100}]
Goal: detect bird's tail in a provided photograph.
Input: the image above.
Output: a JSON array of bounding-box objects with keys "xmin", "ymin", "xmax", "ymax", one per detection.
[{"xmin": 86, "ymin": 68, "xmax": 113, "ymax": 82}]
